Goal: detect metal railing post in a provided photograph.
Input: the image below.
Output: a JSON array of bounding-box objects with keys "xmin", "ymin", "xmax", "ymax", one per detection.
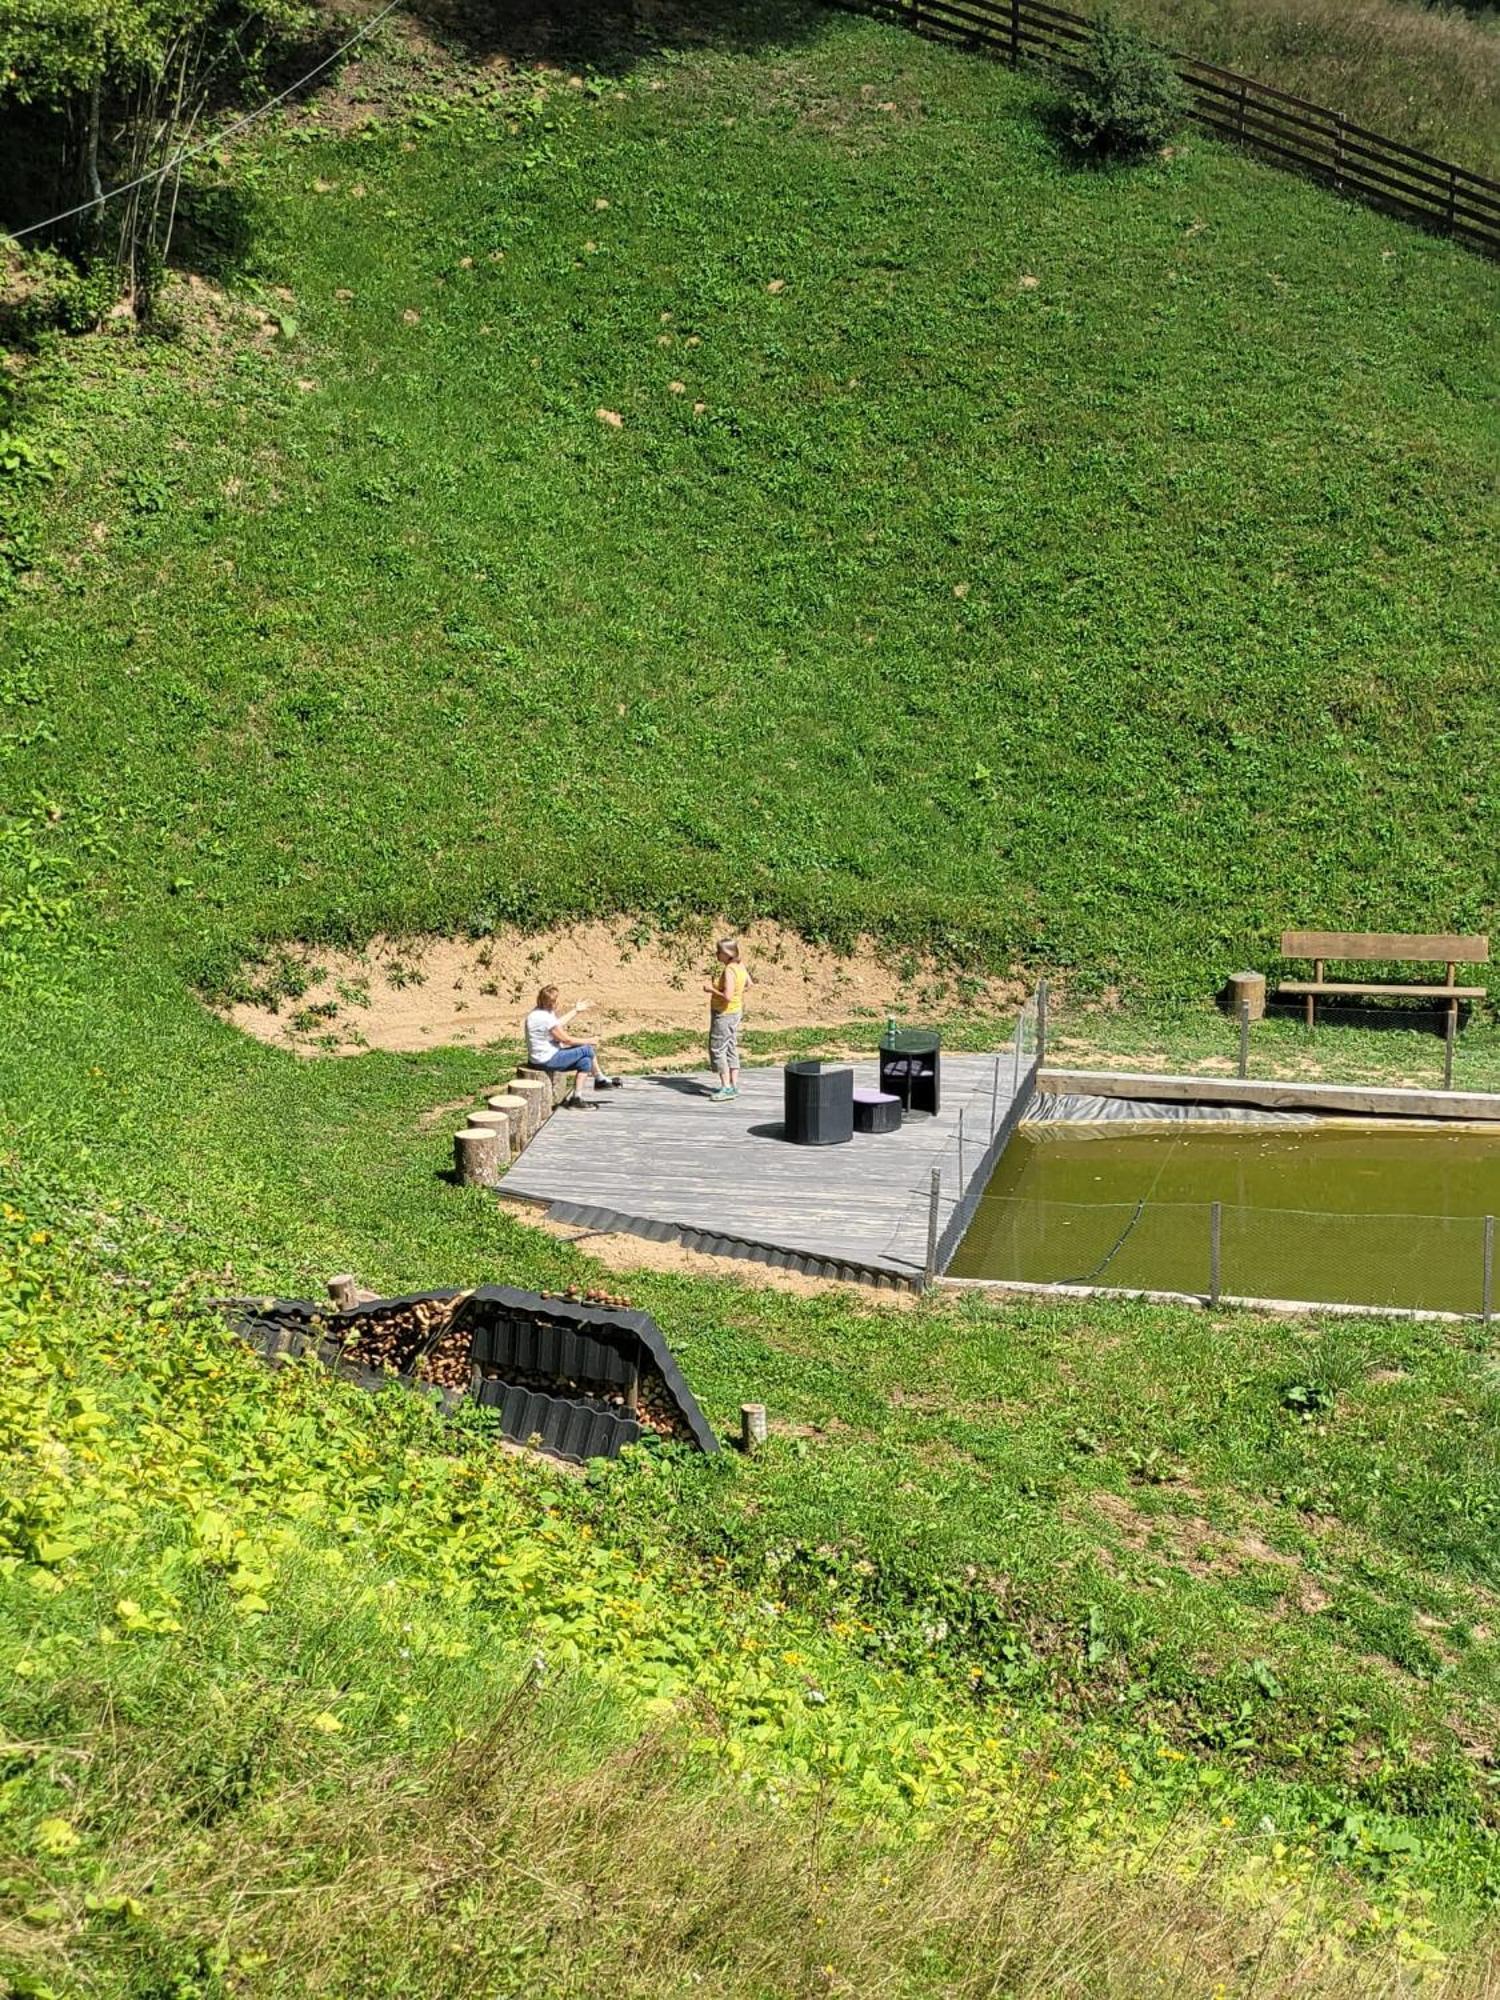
[
  {"xmin": 958, "ymin": 1108, "xmax": 966, "ymax": 1189},
  {"xmin": 1484, "ymin": 1215, "xmax": 1494, "ymax": 1325},
  {"xmin": 1238, "ymin": 999, "xmax": 1250, "ymax": 1079},
  {"xmin": 1209, "ymin": 1201, "xmax": 1222, "ymax": 1306},
  {"xmin": 924, "ymin": 1167, "xmax": 942, "ymax": 1286},
  {"xmin": 991, "ymin": 1054, "xmax": 1001, "ymax": 1138},
  {"xmin": 1445, "ymin": 1006, "xmax": 1456, "ymax": 1091}
]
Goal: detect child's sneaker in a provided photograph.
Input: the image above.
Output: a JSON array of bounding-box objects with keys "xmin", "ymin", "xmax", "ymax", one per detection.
[{"xmin": 710, "ymin": 1085, "xmax": 736, "ymax": 1101}]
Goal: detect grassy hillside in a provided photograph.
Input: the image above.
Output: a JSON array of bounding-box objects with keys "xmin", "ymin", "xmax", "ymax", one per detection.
[
  {"xmin": 3, "ymin": 7, "xmax": 1497, "ymax": 1007},
  {"xmin": 6, "ymin": 1203, "xmax": 1500, "ymax": 1995},
  {"xmin": 3, "ymin": 6, "xmax": 1500, "ymax": 1990}
]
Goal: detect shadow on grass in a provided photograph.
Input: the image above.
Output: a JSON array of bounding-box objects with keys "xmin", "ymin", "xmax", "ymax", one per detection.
[
  {"xmin": 2, "ymin": 0, "xmax": 837, "ymax": 334},
  {"xmin": 399, "ymin": 0, "xmax": 833, "ymax": 75}
]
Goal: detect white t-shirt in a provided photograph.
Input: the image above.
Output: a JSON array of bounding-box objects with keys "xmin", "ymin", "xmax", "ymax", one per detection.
[{"xmin": 525, "ymin": 1008, "xmax": 560, "ymax": 1065}]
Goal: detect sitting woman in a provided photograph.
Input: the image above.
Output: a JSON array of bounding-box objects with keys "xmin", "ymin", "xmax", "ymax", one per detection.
[{"xmin": 524, "ymin": 986, "xmax": 622, "ymax": 1097}]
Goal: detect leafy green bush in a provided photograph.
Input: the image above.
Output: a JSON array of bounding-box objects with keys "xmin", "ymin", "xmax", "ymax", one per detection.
[{"xmin": 1066, "ymin": 15, "xmax": 1189, "ymax": 160}]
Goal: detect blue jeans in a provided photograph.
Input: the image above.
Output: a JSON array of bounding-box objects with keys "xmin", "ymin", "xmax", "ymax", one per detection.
[{"xmin": 539, "ymin": 1044, "xmax": 594, "ymax": 1072}]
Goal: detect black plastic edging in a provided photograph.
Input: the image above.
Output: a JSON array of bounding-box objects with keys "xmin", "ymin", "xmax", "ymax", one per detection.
[{"xmin": 221, "ymin": 1285, "xmax": 720, "ymax": 1460}]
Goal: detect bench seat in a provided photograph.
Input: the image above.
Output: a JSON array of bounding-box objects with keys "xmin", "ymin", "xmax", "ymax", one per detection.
[{"xmin": 1279, "ymin": 981, "xmax": 1487, "ymax": 1001}]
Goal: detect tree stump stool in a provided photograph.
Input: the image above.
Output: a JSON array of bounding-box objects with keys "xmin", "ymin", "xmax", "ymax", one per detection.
[
  {"xmin": 454, "ymin": 1126, "xmax": 501, "ymax": 1187},
  {"xmin": 507, "ymin": 1077, "xmax": 550, "ymax": 1139},
  {"xmin": 518, "ymin": 1063, "xmax": 577, "ymax": 1107},
  {"xmin": 465, "ymin": 1109, "xmax": 513, "ymax": 1161}
]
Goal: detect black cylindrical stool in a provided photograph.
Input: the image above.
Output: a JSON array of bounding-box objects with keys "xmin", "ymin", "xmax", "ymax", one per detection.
[
  {"xmin": 878, "ymin": 1027, "xmax": 941, "ymax": 1116},
  {"xmin": 784, "ymin": 1061, "xmax": 854, "ymax": 1146},
  {"xmin": 852, "ymin": 1088, "xmax": 903, "ymax": 1135}
]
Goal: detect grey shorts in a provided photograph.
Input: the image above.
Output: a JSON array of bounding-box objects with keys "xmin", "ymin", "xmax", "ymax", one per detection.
[{"xmin": 709, "ymin": 1008, "xmax": 742, "ymax": 1070}]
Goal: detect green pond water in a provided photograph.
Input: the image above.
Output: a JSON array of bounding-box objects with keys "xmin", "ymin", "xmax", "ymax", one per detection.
[{"xmin": 949, "ymin": 1122, "xmax": 1500, "ymax": 1312}]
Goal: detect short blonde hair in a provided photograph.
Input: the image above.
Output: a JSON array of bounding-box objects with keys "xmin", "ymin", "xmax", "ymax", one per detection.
[{"xmin": 536, "ymin": 984, "xmax": 560, "ymax": 1010}]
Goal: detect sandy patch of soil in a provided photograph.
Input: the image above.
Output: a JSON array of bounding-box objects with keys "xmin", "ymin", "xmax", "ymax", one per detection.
[{"xmin": 221, "ymin": 919, "xmax": 1022, "ymax": 1057}]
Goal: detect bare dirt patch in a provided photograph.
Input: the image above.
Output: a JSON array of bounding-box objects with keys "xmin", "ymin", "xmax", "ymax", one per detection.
[
  {"xmin": 220, "ymin": 919, "xmax": 1022, "ymax": 1057},
  {"xmin": 1083, "ymin": 1491, "xmax": 1333, "ymax": 1602}
]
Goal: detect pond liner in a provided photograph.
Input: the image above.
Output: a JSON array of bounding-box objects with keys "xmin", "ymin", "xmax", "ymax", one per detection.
[{"xmin": 221, "ymin": 1284, "xmax": 719, "ymax": 1462}]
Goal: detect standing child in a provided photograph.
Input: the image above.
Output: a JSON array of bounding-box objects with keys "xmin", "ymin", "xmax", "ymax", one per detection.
[{"xmin": 704, "ymin": 938, "xmax": 752, "ymax": 1101}]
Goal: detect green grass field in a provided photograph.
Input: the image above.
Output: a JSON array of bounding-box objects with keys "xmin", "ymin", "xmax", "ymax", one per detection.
[{"xmin": 4, "ymin": 5, "xmax": 1500, "ymax": 1990}]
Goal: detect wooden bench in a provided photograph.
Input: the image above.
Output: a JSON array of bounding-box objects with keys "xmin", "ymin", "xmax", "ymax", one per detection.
[{"xmin": 1278, "ymin": 931, "xmax": 1488, "ymax": 1029}]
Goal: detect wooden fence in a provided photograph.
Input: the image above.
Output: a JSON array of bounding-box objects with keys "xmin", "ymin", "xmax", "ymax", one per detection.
[{"xmin": 824, "ymin": 0, "xmax": 1500, "ymax": 257}]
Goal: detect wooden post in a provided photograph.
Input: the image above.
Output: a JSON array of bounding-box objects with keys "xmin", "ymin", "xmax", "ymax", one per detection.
[
  {"xmin": 1009, "ymin": 0, "xmax": 1020, "ymax": 65},
  {"xmin": 924, "ymin": 1166, "xmax": 942, "ymax": 1286},
  {"xmin": 1446, "ymin": 165, "xmax": 1458, "ymax": 235},
  {"xmin": 1445, "ymin": 1005, "xmax": 1456, "ymax": 1091},
  {"xmin": 740, "ymin": 1403, "xmax": 768, "ymax": 1453},
  {"xmin": 327, "ymin": 1273, "xmax": 360, "ymax": 1312},
  {"xmin": 1209, "ymin": 1201, "xmax": 1222, "ymax": 1306},
  {"xmin": 1333, "ymin": 113, "xmax": 1345, "ymax": 194},
  {"xmin": 1484, "ymin": 1216, "xmax": 1494, "ymax": 1326},
  {"xmin": 454, "ymin": 1126, "xmax": 501, "ymax": 1187},
  {"xmin": 1307, "ymin": 959, "xmax": 1323, "ymax": 1032},
  {"xmin": 1238, "ymin": 1000, "xmax": 1251, "ymax": 1080},
  {"xmin": 1226, "ymin": 970, "xmax": 1265, "ymax": 1022}
]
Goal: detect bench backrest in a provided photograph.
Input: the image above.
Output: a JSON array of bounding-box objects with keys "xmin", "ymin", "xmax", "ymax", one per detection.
[{"xmin": 1281, "ymin": 931, "xmax": 1489, "ymax": 964}]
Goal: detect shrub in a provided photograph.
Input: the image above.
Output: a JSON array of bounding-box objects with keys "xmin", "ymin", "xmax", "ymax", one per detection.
[{"xmin": 1066, "ymin": 14, "xmax": 1189, "ymax": 160}]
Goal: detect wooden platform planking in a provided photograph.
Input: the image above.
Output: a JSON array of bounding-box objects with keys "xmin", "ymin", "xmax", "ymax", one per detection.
[{"xmin": 498, "ymin": 1055, "xmax": 1032, "ymax": 1280}]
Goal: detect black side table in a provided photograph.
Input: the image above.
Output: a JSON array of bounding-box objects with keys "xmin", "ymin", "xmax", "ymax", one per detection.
[
  {"xmin": 878, "ymin": 1028, "xmax": 940, "ymax": 1116},
  {"xmin": 784, "ymin": 1061, "xmax": 854, "ymax": 1145}
]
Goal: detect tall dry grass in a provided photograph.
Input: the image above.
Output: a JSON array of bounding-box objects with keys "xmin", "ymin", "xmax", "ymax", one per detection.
[
  {"xmin": 1121, "ymin": 0, "xmax": 1500, "ymax": 175},
  {"xmin": 22, "ymin": 1687, "xmax": 1500, "ymax": 2000}
]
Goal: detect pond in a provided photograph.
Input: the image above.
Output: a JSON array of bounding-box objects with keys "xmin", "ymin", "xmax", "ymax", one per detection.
[{"xmin": 948, "ymin": 1119, "xmax": 1500, "ymax": 1313}]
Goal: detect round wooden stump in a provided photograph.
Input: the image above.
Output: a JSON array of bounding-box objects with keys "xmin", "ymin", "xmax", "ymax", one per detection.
[
  {"xmin": 1226, "ymin": 970, "xmax": 1266, "ymax": 1021},
  {"xmin": 466, "ymin": 1109, "xmax": 513, "ymax": 1160},
  {"xmin": 454, "ymin": 1126, "xmax": 501, "ymax": 1187}
]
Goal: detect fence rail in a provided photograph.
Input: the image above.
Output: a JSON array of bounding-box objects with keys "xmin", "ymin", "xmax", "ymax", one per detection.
[{"xmin": 824, "ymin": 0, "xmax": 1500, "ymax": 257}]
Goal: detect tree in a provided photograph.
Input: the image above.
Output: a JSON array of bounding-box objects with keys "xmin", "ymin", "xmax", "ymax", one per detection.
[{"xmin": 0, "ymin": 0, "xmax": 309, "ymax": 319}]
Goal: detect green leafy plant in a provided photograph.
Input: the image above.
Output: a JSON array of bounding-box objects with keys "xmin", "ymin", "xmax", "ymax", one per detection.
[{"xmin": 1065, "ymin": 14, "xmax": 1189, "ymax": 160}]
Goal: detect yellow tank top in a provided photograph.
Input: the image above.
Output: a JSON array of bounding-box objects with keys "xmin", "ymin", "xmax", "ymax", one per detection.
[{"xmin": 712, "ymin": 964, "xmax": 748, "ymax": 1014}]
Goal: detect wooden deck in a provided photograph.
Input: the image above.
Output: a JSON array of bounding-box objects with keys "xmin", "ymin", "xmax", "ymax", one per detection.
[{"xmin": 498, "ymin": 1053, "xmax": 1036, "ymax": 1286}]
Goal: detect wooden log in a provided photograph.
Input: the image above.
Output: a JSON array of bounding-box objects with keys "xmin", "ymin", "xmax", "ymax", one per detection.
[
  {"xmin": 466, "ymin": 1109, "xmax": 513, "ymax": 1161},
  {"xmin": 518, "ymin": 1062, "xmax": 578, "ymax": 1107},
  {"xmin": 327, "ymin": 1273, "xmax": 360, "ymax": 1312},
  {"xmin": 508, "ymin": 1077, "xmax": 550, "ymax": 1137},
  {"xmin": 454, "ymin": 1126, "xmax": 501, "ymax": 1187},
  {"xmin": 1225, "ymin": 970, "xmax": 1266, "ymax": 1022},
  {"xmin": 487, "ymin": 1091, "xmax": 528, "ymax": 1118},
  {"xmin": 740, "ymin": 1403, "xmax": 768, "ymax": 1454}
]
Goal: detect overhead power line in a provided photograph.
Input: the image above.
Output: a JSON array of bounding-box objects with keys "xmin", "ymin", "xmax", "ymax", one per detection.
[{"xmin": 4, "ymin": 0, "xmax": 403, "ymax": 243}]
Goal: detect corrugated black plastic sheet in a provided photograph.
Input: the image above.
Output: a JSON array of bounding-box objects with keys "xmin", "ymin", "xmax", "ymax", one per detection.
[{"xmin": 222, "ymin": 1285, "xmax": 719, "ymax": 1464}]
